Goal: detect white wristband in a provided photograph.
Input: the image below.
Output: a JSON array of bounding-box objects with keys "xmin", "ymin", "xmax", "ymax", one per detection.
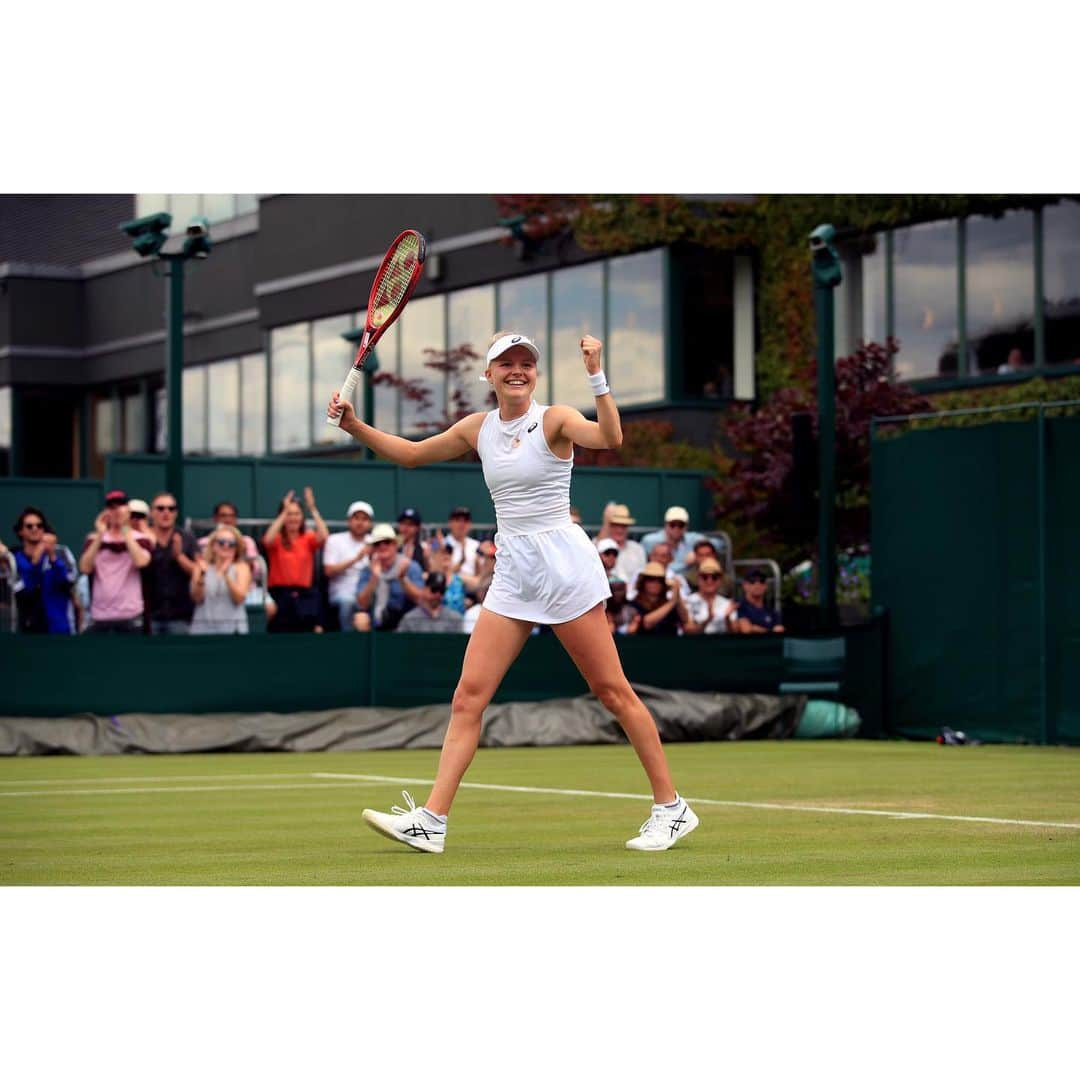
[{"xmin": 587, "ymin": 370, "xmax": 610, "ymax": 397}]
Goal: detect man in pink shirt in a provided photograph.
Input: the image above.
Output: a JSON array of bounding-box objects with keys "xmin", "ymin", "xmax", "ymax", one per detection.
[{"xmin": 78, "ymin": 490, "xmax": 153, "ymax": 634}]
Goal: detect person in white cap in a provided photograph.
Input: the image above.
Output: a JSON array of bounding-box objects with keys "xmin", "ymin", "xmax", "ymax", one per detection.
[
  {"xmin": 641, "ymin": 505, "xmax": 705, "ymax": 575},
  {"xmin": 328, "ymin": 330, "xmax": 698, "ymax": 853},
  {"xmin": 323, "ymin": 500, "xmax": 374, "ymax": 632}
]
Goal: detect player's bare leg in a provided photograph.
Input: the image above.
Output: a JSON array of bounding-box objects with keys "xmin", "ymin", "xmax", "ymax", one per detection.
[
  {"xmin": 552, "ymin": 603, "xmax": 676, "ymax": 802},
  {"xmin": 553, "ymin": 603, "xmax": 698, "ymax": 850},
  {"xmin": 425, "ymin": 608, "xmax": 534, "ymax": 814}
]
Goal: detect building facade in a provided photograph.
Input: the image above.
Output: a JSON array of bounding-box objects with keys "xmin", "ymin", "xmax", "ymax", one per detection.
[{"xmin": 1, "ymin": 194, "xmax": 1077, "ymax": 479}]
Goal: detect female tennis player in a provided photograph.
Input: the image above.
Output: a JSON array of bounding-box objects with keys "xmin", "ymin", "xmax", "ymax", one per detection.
[{"xmin": 327, "ymin": 333, "xmax": 698, "ymax": 853}]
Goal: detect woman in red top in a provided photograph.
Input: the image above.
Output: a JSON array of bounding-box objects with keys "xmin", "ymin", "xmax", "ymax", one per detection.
[{"xmin": 262, "ymin": 486, "xmax": 329, "ymax": 633}]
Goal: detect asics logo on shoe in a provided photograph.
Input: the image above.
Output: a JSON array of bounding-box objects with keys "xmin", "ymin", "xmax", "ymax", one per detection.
[
  {"xmin": 669, "ymin": 810, "xmax": 687, "ymax": 838},
  {"xmin": 404, "ymin": 823, "xmax": 444, "ymax": 840}
]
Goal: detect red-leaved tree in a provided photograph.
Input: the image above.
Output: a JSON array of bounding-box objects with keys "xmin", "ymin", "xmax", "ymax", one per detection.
[{"xmin": 710, "ymin": 340, "xmax": 930, "ymax": 561}]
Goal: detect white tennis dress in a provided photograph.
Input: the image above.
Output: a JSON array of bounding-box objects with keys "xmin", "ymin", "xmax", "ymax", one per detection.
[{"xmin": 478, "ymin": 399, "xmax": 611, "ymax": 624}]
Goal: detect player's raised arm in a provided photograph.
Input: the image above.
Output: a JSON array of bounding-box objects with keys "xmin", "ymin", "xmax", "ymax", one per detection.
[
  {"xmin": 549, "ymin": 335, "xmax": 623, "ymax": 450},
  {"xmin": 328, "ymin": 394, "xmax": 484, "ymax": 468}
]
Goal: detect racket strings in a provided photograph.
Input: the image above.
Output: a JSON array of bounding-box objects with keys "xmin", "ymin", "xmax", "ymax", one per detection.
[{"xmin": 370, "ymin": 234, "xmax": 421, "ymax": 328}]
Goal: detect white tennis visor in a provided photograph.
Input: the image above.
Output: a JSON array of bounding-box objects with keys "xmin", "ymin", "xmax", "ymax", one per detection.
[{"xmin": 485, "ymin": 334, "xmax": 541, "ymax": 366}]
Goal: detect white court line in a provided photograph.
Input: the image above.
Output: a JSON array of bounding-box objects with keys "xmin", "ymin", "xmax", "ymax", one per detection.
[
  {"xmin": 313, "ymin": 772, "xmax": 1080, "ymax": 831},
  {"xmin": 0, "ymin": 780, "xmax": 384, "ymax": 798},
  {"xmin": 0, "ymin": 773, "xmax": 313, "ymax": 787}
]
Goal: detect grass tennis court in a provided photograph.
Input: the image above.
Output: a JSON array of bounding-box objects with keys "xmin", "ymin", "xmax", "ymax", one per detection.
[{"xmin": 2, "ymin": 741, "xmax": 1078, "ymax": 885}]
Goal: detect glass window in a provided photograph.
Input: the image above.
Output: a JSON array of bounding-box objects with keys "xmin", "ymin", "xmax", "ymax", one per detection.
[
  {"xmin": 202, "ymin": 194, "xmax": 236, "ymax": 225},
  {"xmin": 239, "ymin": 353, "xmax": 267, "ymax": 456},
  {"xmin": 207, "ymin": 359, "xmax": 241, "ymax": 455},
  {"xmin": 399, "ymin": 294, "xmax": 446, "ymax": 435},
  {"xmin": 94, "ymin": 396, "xmax": 117, "ymax": 456},
  {"xmin": 135, "ymin": 194, "xmax": 168, "ymax": 219},
  {"xmin": 168, "ymin": 194, "xmax": 201, "ymax": 234},
  {"xmin": 235, "ymin": 194, "xmax": 258, "ymax": 217},
  {"xmin": 892, "ymin": 220, "xmax": 959, "ymax": 381},
  {"xmin": 271, "ymin": 323, "xmax": 310, "ymax": 452},
  {"xmin": 861, "ymin": 234, "xmax": 887, "ymax": 346},
  {"xmin": 552, "ymin": 263, "xmax": 603, "ymax": 412},
  {"xmin": 448, "ymin": 285, "xmax": 495, "ymax": 417},
  {"xmin": 0, "ymin": 386, "xmax": 12, "ymax": 449},
  {"xmin": 497, "ymin": 275, "xmax": 549, "ymax": 403},
  {"xmin": 608, "ymin": 249, "xmax": 665, "ymax": 405},
  {"xmin": 1043, "ymin": 200, "xmax": 1080, "ymax": 367},
  {"xmin": 372, "ymin": 318, "xmax": 400, "ymax": 433},
  {"xmin": 183, "ymin": 366, "xmax": 207, "ymax": 453},
  {"xmin": 966, "ymin": 210, "xmax": 1035, "ymax": 375},
  {"xmin": 122, "ymin": 391, "xmax": 145, "ymax": 453},
  {"xmin": 312, "ymin": 314, "xmax": 355, "ymax": 445},
  {"xmin": 155, "ymin": 387, "xmax": 167, "ymax": 453}
]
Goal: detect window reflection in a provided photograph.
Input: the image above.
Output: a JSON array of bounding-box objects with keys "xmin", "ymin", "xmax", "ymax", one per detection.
[
  {"xmin": 448, "ymin": 285, "xmax": 494, "ymax": 417},
  {"xmin": 202, "ymin": 194, "xmax": 236, "ymax": 224},
  {"xmin": 892, "ymin": 220, "xmax": 959, "ymax": 380},
  {"xmin": 240, "ymin": 353, "xmax": 266, "ymax": 456},
  {"xmin": 1043, "ymin": 200, "xmax": 1080, "ymax": 367},
  {"xmin": 183, "ymin": 366, "xmax": 207, "ymax": 453},
  {"xmin": 498, "ymin": 275, "xmax": 549, "ymax": 403},
  {"xmin": 861, "ymin": 235, "xmax": 887, "ymax": 346},
  {"xmin": 123, "ymin": 392, "xmax": 145, "ymax": 454},
  {"xmin": 609, "ymin": 249, "xmax": 665, "ymax": 405},
  {"xmin": 271, "ymin": 323, "xmax": 310, "ymax": 452},
  {"xmin": 312, "ymin": 314, "xmax": 355, "ymax": 445},
  {"xmin": 399, "ymin": 294, "xmax": 445, "ymax": 435},
  {"xmin": 0, "ymin": 386, "xmax": 10, "ymax": 474},
  {"xmin": 208, "ymin": 360, "xmax": 240, "ymax": 455},
  {"xmin": 552, "ymin": 263, "xmax": 603, "ymax": 412},
  {"xmin": 966, "ymin": 211, "xmax": 1035, "ymax": 375},
  {"xmin": 372, "ymin": 318, "xmax": 400, "ymax": 433}
]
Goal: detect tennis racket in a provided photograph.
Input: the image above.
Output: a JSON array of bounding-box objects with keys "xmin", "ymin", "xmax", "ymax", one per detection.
[{"xmin": 326, "ymin": 228, "xmax": 427, "ymax": 425}]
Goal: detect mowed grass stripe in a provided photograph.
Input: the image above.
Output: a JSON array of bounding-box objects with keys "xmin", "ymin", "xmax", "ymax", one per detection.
[
  {"xmin": 314, "ymin": 771, "xmax": 1080, "ymax": 831},
  {"xmin": 0, "ymin": 781, "xmax": 385, "ymax": 798},
  {"xmin": 3, "ymin": 744, "xmax": 1079, "ymax": 884}
]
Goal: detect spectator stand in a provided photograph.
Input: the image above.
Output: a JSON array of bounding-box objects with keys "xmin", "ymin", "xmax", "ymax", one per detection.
[{"xmin": 0, "ymin": 550, "xmax": 17, "ymax": 633}]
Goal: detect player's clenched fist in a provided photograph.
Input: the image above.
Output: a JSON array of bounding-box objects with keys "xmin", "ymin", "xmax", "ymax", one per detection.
[{"xmin": 580, "ymin": 335, "xmax": 603, "ymax": 374}]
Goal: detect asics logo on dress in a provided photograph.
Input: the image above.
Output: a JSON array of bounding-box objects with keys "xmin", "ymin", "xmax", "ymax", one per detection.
[{"xmin": 527, "ymin": 423, "xmax": 537, "ymax": 433}]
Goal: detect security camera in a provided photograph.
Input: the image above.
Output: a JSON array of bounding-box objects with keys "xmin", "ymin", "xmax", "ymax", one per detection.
[
  {"xmin": 182, "ymin": 217, "xmax": 212, "ymax": 259},
  {"xmin": 118, "ymin": 211, "xmax": 173, "ymax": 257},
  {"xmin": 808, "ymin": 223, "xmax": 836, "ymax": 252}
]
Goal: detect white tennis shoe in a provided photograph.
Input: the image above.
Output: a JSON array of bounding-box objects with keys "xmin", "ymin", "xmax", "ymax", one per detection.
[
  {"xmin": 626, "ymin": 796, "xmax": 699, "ymax": 851},
  {"xmin": 362, "ymin": 791, "xmax": 446, "ymax": 854}
]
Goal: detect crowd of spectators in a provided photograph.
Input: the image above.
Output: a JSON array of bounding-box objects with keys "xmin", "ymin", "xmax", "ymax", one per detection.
[{"xmin": 0, "ymin": 493, "xmax": 783, "ymax": 638}]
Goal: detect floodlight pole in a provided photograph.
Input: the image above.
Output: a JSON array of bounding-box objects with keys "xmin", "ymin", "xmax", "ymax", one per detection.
[
  {"xmin": 162, "ymin": 254, "xmax": 186, "ymax": 512},
  {"xmin": 810, "ymin": 224, "xmax": 843, "ymax": 627}
]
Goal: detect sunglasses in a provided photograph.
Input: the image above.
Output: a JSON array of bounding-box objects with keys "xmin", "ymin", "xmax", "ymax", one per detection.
[
  {"xmin": 667, "ymin": 521, "xmax": 687, "ymax": 528},
  {"xmin": 131, "ymin": 512, "xmax": 148, "ymax": 519},
  {"xmin": 153, "ymin": 504, "xmax": 178, "ymax": 512},
  {"xmin": 23, "ymin": 521, "xmax": 45, "ymax": 530},
  {"xmin": 700, "ymin": 573, "xmax": 721, "ymax": 580},
  {"xmin": 214, "ymin": 538, "xmax": 237, "ymax": 548}
]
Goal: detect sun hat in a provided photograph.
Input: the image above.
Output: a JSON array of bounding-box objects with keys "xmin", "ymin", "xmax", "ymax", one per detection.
[
  {"xmin": 638, "ymin": 561, "xmax": 667, "ymax": 579},
  {"xmin": 608, "ymin": 504, "xmax": 636, "ymax": 526},
  {"xmin": 368, "ymin": 523, "xmax": 398, "ymax": 544},
  {"xmin": 597, "ymin": 538, "xmax": 620, "ymax": 555},
  {"xmin": 347, "ymin": 500, "xmax": 374, "ymax": 518},
  {"xmin": 664, "ymin": 506, "xmax": 690, "ymax": 523}
]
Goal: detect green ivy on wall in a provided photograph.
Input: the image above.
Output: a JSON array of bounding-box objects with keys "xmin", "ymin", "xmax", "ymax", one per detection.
[{"xmin": 495, "ymin": 194, "xmax": 1061, "ymax": 400}]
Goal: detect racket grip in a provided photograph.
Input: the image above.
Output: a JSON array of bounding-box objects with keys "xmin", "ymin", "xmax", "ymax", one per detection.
[{"xmin": 326, "ymin": 367, "xmax": 363, "ymax": 426}]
